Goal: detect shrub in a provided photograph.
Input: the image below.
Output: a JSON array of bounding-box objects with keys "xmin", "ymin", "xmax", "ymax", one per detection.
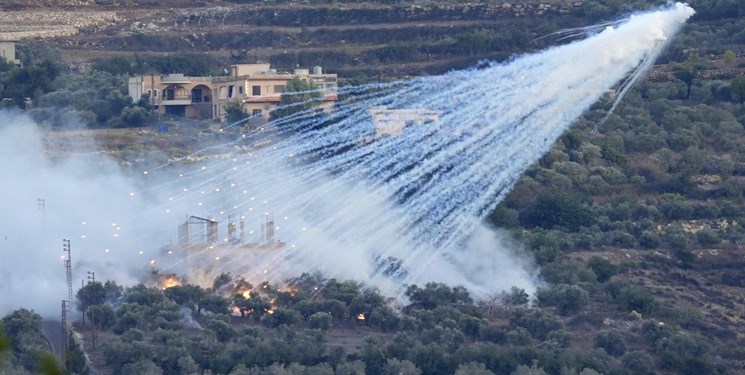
[
  {"xmin": 540, "ymin": 259, "xmax": 596, "ymax": 285},
  {"xmin": 308, "ymin": 312, "xmax": 333, "ymax": 330},
  {"xmin": 594, "ymin": 331, "xmax": 627, "ymax": 357},
  {"xmin": 507, "ymin": 327, "xmax": 532, "ymax": 346},
  {"xmin": 120, "ymin": 106, "xmax": 151, "ymax": 127},
  {"xmin": 618, "ymin": 287, "xmax": 657, "ymax": 316},
  {"xmin": 670, "ymin": 233, "xmax": 695, "ymax": 262},
  {"xmin": 510, "ymin": 309, "xmax": 563, "ymax": 339},
  {"xmin": 500, "ymin": 286, "xmax": 529, "ymax": 306},
  {"xmin": 121, "ymin": 328, "xmax": 144, "ymax": 342},
  {"xmin": 369, "ymin": 306, "xmax": 399, "ymax": 331},
  {"xmin": 223, "ymin": 99, "xmax": 248, "ymax": 124},
  {"xmin": 488, "ymin": 205, "xmax": 519, "ymax": 228},
  {"xmin": 382, "ymin": 358, "xmax": 422, "ymax": 375},
  {"xmin": 587, "ymin": 256, "xmax": 618, "ymax": 282},
  {"xmin": 638, "ymin": 230, "xmax": 661, "ymax": 249},
  {"xmin": 206, "ymin": 319, "xmax": 235, "ymax": 341},
  {"xmin": 405, "ymin": 283, "xmax": 472, "ymax": 310},
  {"xmin": 604, "ymin": 230, "xmax": 636, "ymax": 248},
  {"xmin": 518, "ymin": 193, "xmax": 596, "ymax": 231},
  {"xmin": 660, "ymin": 200, "xmax": 694, "ymax": 220},
  {"xmin": 262, "ymin": 309, "xmax": 302, "ymax": 328},
  {"xmin": 622, "ymin": 351, "xmax": 655, "ymax": 375},
  {"xmin": 455, "ymin": 362, "xmax": 496, "ymax": 375},
  {"xmin": 696, "ymin": 229, "xmax": 721, "ymax": 246},
  {"xmin": 536, "ymin": 284, "xmax": 589, "ymax": 315}
]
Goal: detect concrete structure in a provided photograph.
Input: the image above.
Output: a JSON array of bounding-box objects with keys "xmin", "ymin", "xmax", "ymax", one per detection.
[
  {"xmin": 0, "ymin": 41, "xmax": 21, "ymax": 66},
  {"xmin": 128, "ymin": 64, "xmax": 338, "ymax": 122},
  {"xmin": 175, "ymin": 214, "xmax": 284, "ymax": 250},
  {"xmin": 368, "ymin": 107, "xmax": 441, "ymax": 138}
]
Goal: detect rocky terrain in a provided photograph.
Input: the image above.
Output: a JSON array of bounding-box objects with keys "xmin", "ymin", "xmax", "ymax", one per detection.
[{"xmin": 1, "ymin": 1, "xmax": 591, "ymax": 78}]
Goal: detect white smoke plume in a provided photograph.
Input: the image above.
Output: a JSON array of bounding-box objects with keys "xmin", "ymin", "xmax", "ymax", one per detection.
[
  {"xmin": 0, "ymin": 3, "xmax": 695, "ymax": 316},
  {"xmin": 0, "ymin": 112, "xmax": 158, "ymax": 317}
]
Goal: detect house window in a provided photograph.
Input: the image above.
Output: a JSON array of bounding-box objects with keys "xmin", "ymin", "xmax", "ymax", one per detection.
[
  {"xmin": 228, "ymin": 85, "xmax": 234, "ymax": 98},
  {"xmin": 252, "ymin": 85, "xmax": 261, "ymax": 96},
  {"xmin": 252, "ymin": 109, "xmax": 262, "ymax": 116},
  {"xmin": 239, "ymin": 86, "xmax": 244, "ymax": 94},
  {"xmin": 274, "ymin": 85, "xmax": 285, "ymax": 93},
  {"xmin": 153, "ymin": 90, "xmax": 158, "ymax": 98}
]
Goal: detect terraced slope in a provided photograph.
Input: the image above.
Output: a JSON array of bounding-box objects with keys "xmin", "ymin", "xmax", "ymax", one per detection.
[{"xmin": 3, "ymin": 1, "xmax": 590, "ymax": 78}]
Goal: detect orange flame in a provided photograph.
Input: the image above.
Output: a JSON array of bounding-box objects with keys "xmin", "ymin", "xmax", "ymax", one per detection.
[{"xmin": 161, "ymin": 276, "xmax": 182, "ymax": 290}]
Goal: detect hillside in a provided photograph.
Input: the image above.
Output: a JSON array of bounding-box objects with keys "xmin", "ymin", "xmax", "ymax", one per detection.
[
  {"xmin": 2, "ymin": 1, "xmax": 745, "ymax": 374},
  {"xmin": 3, "ymin": 1, "xmax": 744, "ymax": 79},
  {"xmin": 0, "ymin": 1, "xmax": 642, "ymax": 79}
]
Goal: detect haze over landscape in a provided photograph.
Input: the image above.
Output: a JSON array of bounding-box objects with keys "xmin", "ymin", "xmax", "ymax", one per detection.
[
  {"xmin": 1, "ymin": 3, "xmax": 694, "ymax": 316},
  {"xmin": 2, "ymin": 1, "xmax": 745, "ymax": 374}
]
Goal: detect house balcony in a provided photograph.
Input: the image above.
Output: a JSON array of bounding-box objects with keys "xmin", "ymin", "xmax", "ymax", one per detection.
[{"xmin": 161, "ymin": 95, "xmax": 192, "ymax": 105}]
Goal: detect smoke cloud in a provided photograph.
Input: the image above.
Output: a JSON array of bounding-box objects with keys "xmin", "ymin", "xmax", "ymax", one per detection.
[
  {"xmin": 0, "ymin": 3, "xmax": 694, "ymax": 316},
  {"xmin": 0, "ymin": 111, "xmax": 154, "ymax": 317}
]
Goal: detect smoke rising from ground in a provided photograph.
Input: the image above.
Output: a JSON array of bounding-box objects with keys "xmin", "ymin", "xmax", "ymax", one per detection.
[
  {"xmin": 0, "ymin": 112, "xmax": 153, "ymax": 317},
  {"xmin": 0, "ymin": 3, "xmax": 694, "ymax": 316}
]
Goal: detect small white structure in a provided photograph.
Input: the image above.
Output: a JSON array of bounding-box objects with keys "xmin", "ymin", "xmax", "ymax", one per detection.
[
  {"xmin": 0, "ymin": 41, "xmax": 21, "ymax": 66},
  {"xmin": 368, "ymin": 107, "xmax": 441, "ymax": 138}
]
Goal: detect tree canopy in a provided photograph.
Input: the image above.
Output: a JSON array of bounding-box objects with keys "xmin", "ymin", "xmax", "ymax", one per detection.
[{"xmin": 269, "ymin": 77, "xmax": 323, "ymax": 123}]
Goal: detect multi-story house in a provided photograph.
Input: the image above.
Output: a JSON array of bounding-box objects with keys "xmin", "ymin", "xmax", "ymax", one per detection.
[{"xmin": 128, "ymin": 63, "xmax": 338, "ymax": 122}]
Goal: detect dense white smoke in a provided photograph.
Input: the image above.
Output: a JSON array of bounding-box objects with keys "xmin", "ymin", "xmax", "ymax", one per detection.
[
  {"xmin": 0, "ymin": 3, "xmax": 694, "ymax": 316},
  {"xmin": 0, "ymin": 112, "xmax": 172, "ymax": 317}
]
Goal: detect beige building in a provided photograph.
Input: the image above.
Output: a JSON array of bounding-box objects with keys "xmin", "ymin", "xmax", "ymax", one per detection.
[
  {"xmin": 0, "ymin": 41, "xmax": 21, "ymax": 66},
  {"xmin": 128, "ymin": 64, "xmax": 338, "ymax": 122}
]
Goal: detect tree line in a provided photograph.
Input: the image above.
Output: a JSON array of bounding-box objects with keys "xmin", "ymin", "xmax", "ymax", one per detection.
[{"xmin": 1, "ymin": 265, "xmax": 730, "ymax": 375}]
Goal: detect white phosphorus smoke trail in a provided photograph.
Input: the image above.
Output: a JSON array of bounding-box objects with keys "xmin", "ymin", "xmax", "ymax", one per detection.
[
  {"xmin": 0, "ymin": 3, "xmax": 694, "ymax": 316},
  {"xmin": 137, "ymin": 3, "xmax": 694, "ymax": 298}
]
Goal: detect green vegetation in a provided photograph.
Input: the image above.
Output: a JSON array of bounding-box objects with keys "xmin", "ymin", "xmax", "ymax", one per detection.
[
  {"xmin": 270, "ymin": 78, "xmax": 324, "ymax": 123},
  {"xmin": 1, "ymin": 0, "xmax": 745, "ymax": 373},
  {"xmin": 1, "ymin": 268, "xmax": 730, "ymax": 374},
  {"xmin": 0, "ymin": 57, "xmax": 155, "ymax": 128},
  {"xmin": 0, "ymin": 60, "xmax": 59, "ymax": 109},
  {"xmin": 224, "ymin": 100, "xmax": 249, "ymax": 125},
  {"xmin": 0, "ymin": 309, "xmax": 65, "ymax": 375}
]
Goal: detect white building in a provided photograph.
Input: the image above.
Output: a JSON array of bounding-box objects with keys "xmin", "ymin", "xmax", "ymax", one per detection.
[{"xmin": 0, "ymin": 41, "xmax": 21, "ymax": 66}]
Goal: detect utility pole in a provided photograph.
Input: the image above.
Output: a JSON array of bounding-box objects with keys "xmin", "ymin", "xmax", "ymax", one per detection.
[
  {"xmin": 80, "ymin": 279, "xmax": 85, "ymax": 326},
  {"xmin": 201, "ymin": 346, "xmax": 209, "ymax": 375},
  {"xmin": 38, "ymin": 199, "xmax": 46, "ymax": 235},
  {"xmin": 61, "ymin": 239, "xmax": 72, "ymax": 368},
  {"xmin": 87, "ymin": 271, "xmax": 97, "ymax": 352},
  {"xmin": 63, "ymin": 239, "xmax": 72, "ymax": 302},
  {"xmin": 61, "ymin": 300, "xmax": 70, "ymax": 365}
]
